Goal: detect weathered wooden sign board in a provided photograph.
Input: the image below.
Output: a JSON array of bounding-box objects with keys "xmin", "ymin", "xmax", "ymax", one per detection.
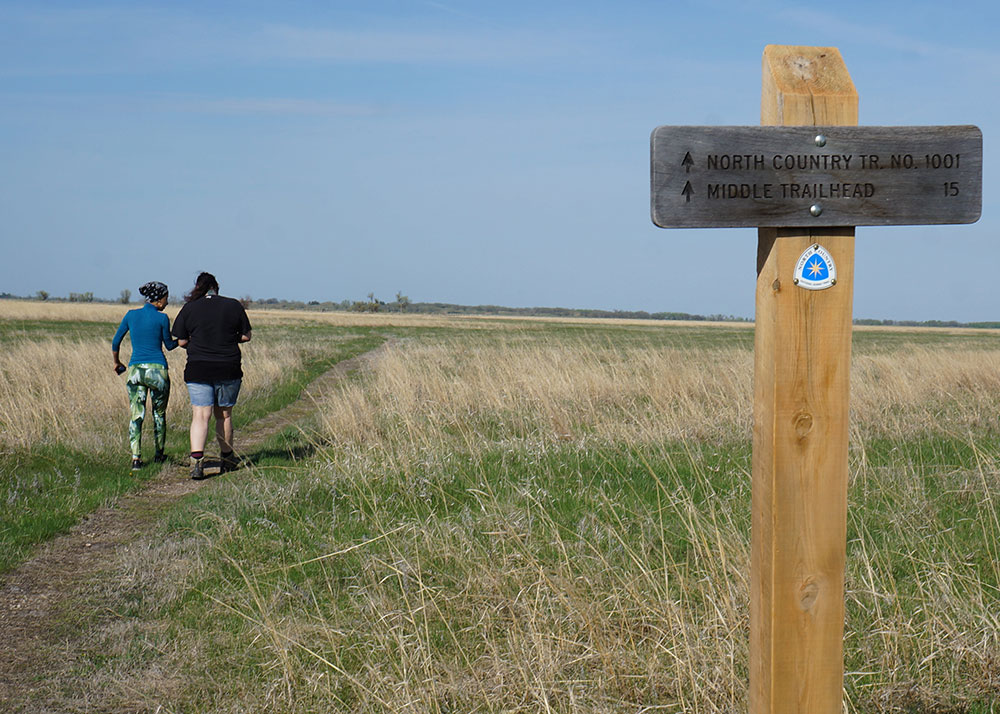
[{"xmin": 651, "ymin": 125, "xmax": 982, "ymax": 227}]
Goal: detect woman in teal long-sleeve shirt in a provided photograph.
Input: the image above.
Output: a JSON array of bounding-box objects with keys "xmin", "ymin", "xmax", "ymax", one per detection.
[{"xmin": 112, "ymin": 281, "xmax": 178, "ymax": 471}]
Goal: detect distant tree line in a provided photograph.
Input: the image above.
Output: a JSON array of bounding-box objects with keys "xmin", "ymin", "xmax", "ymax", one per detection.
[
  {"xmin": 853, "ymin": 318, "xmax": 1000, "ymax": 329},
  {"xmin": 0, "ymin": 290, "xmax": 997, "ymax": 328},
  {"xmin": 235, "ymin": 294, "xmax": 748, "ymax": 321},
  {"xmin": 395, "ymin": 302, "xmax": 752, "ymax": 322}
]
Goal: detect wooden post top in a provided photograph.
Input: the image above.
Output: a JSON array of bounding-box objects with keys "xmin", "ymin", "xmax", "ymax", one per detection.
[{"xmin": 762, "ymin": 46, "xmax": 858, "ymax": 126}]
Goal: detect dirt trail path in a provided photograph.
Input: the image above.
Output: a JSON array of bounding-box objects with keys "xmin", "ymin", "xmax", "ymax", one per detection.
[{"xmin": 0, "ymin": 341, "xmax": 392, "ymax": 710}]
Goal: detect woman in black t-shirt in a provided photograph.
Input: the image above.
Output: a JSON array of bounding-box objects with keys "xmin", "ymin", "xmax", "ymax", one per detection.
[{"xmin": 172, "ymin": 272, "xmax": 252, "ymax": 480}]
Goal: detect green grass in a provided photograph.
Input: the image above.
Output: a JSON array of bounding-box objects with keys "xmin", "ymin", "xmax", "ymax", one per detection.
[
  {"xmin": 232, "ymin": 326, "xmax": 384, "ymax": 431},
  {"xmin": 853, "ymin": 328, "xmax": 1000, "ymax": 353},
  {"xmin": 0, "ymin": 445, "xmax": 167, "ymax": 571},
  {"xmin": 5, "ymin": 317, "xmax": 1000, "ymax": 712},
  {"xmin": 93, "ymin": 426, "xmax": 1000, "ymax": 712},
  {"xmin": 89, "ymin": 437, "xmax": 751, "ymax": 711},
  {"xmin": 0, "ymin": 317, "xmax": 115, "ymax": 341},
  {"xmin": 0, "ymin": 324, "xmax": 384, "ymax": 575}
]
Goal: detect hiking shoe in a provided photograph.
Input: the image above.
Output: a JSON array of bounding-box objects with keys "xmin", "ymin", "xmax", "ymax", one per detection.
[
  {"xmin": 131, "ymin": 458, "xmax": 143, "ymax": 472},
  {"xmin": 190, "ymin": 457, "xmax": 206, "ymax": 480},
  {"xmin": 219, "ymin": 451, "xmax": 239, "ymax": 474}
]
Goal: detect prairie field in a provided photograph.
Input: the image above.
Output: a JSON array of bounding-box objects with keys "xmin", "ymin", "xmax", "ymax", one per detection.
[
  {"xmin": 2, "ymin": 300, "xmax": 1000, "ymax": 713},
  {"xmin": 0, "ymin": 300, "xmax": 384, "ymax": 571}
]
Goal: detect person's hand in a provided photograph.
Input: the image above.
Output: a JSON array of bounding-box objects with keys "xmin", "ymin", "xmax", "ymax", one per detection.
[{"xmin": 114, "ymin": 360, "xmax": 126, "ymax": 375}]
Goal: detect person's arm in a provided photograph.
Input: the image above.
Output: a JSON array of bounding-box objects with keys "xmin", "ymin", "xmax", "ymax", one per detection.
[
  {"xmin": 111, "ymin": 315, "xmax": 129, "ymax": 372},
  {"xmin": 172, "ymin": 307, "xmax": 189, "ymax": 349},
  {"xmin": 162, "ymin": 316, "xmax": 179, "ymax": 351},
  {"xmin": 238, "ymin": 304, "xmax": 252, "ymax": 343}
]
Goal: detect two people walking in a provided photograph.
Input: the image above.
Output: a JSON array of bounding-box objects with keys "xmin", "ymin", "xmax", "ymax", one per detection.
[{"xmin": 111, "ymin": 272, "xmax": 252, "ymax": 479}]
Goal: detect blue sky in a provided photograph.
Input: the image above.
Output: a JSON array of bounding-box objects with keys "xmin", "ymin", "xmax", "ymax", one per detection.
[{"xmin": 1, "ymin": 0, "xmax": 997, "ymax": 320}]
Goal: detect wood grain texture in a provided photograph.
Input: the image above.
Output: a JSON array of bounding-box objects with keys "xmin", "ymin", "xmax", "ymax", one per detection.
[
  {"xmin": 750, "ymin": 45, "xmax": 857, "ymax": 714},
  {"xmin": 650, "ymin": 125, "xmax": 982, "ymax": 227}
]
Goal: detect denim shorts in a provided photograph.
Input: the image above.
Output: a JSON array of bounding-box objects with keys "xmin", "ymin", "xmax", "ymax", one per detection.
[{"xmin": 186, "ymin": 379, "xmax": 242, "ymax": 408}]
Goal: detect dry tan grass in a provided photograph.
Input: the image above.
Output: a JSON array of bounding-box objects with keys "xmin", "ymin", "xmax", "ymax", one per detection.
[
  {"xmin": 4, "ymin": 296, "xmax": 997, "ymax": 465},
  {"xmin": 301, "ymin": 336, "xmax": 1000, "ymax": 711},
  {"xmin": 0, "ymin": 300, "xmax": 364, "ymax": 453},
  {"xmin": 244, "ymin": 307, "xmax": 729, "ymax": 330},
  {"xmin": 5, "ymin": 299, "xmax": 1000, "ymax": 711},
  {"xmin": 0, "ymin": 335, "xmax": 304, "ymax": 453},
  {"xmin": 0, "ymin": 299, "xmax": 147, "ymax": 323},
  {"xmin": 246, "ymin": 308, "xmax": 479, "ymax": 329},
  {"xmin": 9, "ymin": 297, "xmax": 1000, "ymax": 334},
  {"xmin": 852, "ymin": 347, "xmax": 1000, "ymax": 440},
  {"xmin": 319, "ymin": 338, "xmax": 752, "ymax": 460},
  {"xmin": 318, "ymin": 335, "xmax": 1000, "ymax": 459},
  {"xmin": 2, "ymin": 297, "xmax": 641, "ymax": 330}
]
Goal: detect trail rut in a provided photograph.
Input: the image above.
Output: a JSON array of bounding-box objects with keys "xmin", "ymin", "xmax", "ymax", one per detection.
[{"xmin": 0, "ymin": 340, "xmax": 391, "ymax": 711}]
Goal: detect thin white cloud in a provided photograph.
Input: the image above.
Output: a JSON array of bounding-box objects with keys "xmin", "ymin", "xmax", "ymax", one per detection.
[
  {"xmin": 0, "ymin": 4, "xmax": 581, "ymax": 76},
  {"xmin": 252, "ymin": 24, "xmax": 567, "ymax": 64},
  {"xmin": 778, "ymin": 7, "xmax": 1000, "ymax": 66},
  {"xmin": 156, "ymin": 95, "xmax": 381, "ymax": 117},
  {"xmin": 0, "ymin": 90, "xmax": 382, "ymax": 117}
]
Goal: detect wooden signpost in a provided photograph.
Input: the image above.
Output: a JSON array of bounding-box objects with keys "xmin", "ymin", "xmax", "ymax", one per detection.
[{"xmin": 649, "ymin": 45, "xmax": 982, "ymax": 713}]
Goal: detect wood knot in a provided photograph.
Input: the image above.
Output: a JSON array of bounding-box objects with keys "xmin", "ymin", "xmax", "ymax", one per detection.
[
  {"xmin": 799, "ymin": 578, "xmax": 820, "ymax": 611},
  {"xmin": 788, "ymin": 56, "xmax": 814, "ymax": 81},
  {"xmin": 771, "ymin": 279, "xmax": 781, "ymax": 293},
  {"xmin": 793, "ymin": 411, "xmax": 813, "ymax": 438}
]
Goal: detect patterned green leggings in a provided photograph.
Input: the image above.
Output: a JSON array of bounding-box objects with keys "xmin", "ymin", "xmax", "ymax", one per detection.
[{"xmin": 126, "ymin": 363, "xmax": 170, "ymax": 458}]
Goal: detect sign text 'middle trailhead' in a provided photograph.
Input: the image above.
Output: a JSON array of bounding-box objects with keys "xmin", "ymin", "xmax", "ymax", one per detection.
[{"xmin": 650, "ymin": 125, "xmax": 982, "ymax": 228}]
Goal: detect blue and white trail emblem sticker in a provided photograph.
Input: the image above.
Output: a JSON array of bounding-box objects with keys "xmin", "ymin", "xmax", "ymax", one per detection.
[{"xmin": 793, "ymin": 244, "xmax": 837, "ymax": 291}]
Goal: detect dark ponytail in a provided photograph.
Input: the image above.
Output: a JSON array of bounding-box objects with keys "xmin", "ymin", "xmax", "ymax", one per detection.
[{"xmin": 185, "ymin": 272, "xmax": 220, "ymax": 303}]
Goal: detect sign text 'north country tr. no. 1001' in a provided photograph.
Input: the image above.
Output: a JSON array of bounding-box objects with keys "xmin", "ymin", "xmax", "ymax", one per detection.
[{"xmin": 650, "ymin": 125, "xmax": 982, "ymax": 228}]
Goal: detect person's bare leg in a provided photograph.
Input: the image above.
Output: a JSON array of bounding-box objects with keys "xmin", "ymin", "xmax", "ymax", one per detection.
[
  {"xmin": 214, "ymin": 406, "xmax": 234, "ymax": 453},
  {"xmin": 189, "ymin": 405, "xmax": 214, "ymax": 479},
  {"xmin": 190, "ymin": 406, "xmax": 213, "ymax": 452}
]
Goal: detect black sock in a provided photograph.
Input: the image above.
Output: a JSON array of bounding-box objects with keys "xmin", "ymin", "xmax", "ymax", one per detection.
[
  {"xmin": 221, "ymin": 450, "xmax": 233, "ymax": 458},
  {"xmin": 190, "ymin": 451, "xmax": 204, "ymax": 460}
]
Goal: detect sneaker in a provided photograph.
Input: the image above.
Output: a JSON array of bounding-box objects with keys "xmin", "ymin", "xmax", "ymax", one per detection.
[
  {"xmin": 131, "ymin": 458, "xmax": 143, "ymax": 472},
  {"xmin": 219, "ymin": 451, "xmax": 239, "ymax": 474},
  {"xmin": 153, "ymin": 452, "xmax": 168, "ymax": 464},
  {"xmin": 190, "ymin": 456, "xmax": 206, "ymax": 480}
]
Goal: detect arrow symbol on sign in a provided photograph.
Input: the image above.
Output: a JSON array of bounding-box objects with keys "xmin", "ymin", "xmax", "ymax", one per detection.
[
  {"xmin": 681, "ymin": 181, "xmax": 693, "ymax": 203},
  {"xmin": 682, "ymin": 152, "xmax": 694, "ymax": 173}
]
